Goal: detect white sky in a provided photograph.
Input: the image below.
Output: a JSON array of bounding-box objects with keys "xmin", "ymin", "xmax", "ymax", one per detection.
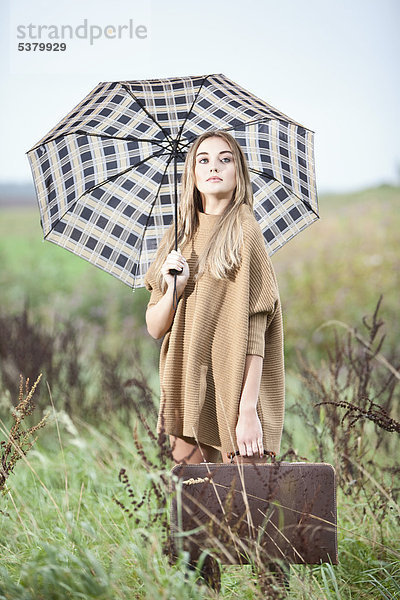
[{"xmin": 1, "ymin": 0, "xmax": 399, "ymax": 195}]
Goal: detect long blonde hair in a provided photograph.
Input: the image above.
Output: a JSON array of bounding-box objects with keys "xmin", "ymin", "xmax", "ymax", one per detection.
[{"xmin": 151, "ymin": 130, "xmax": 254, "ymax": 294}]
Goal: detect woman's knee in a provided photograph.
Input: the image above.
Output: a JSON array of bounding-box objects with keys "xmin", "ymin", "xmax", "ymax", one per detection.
[
  {"xmin": 169, "ymin": 435, "xmax": 218, "ymax": 464},
  {"xmin": 169, "ymin": 435, "xmax": 203, "ymax": 463}
]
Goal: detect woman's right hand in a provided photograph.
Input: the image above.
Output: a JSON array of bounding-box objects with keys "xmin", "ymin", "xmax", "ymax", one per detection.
[{"xmin": 161, "ymin": 248, "xmax": 189, "ymax": 294}]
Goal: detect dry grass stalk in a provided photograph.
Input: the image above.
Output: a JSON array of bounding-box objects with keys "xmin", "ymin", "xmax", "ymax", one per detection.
[
  {"xmin": 0, "ymin": 373, "xmax": 49, "ymax": 494},
  {"xmin": 294, "ymin": 294, "xmax": 400, "ymax": 526}
]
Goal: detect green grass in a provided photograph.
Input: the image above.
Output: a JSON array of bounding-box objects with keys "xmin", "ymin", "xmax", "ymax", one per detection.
[
  {"xmin": 0, "ymin": 412, "xmax": 398, "ymax": 598},
  {"xmin": 0, "ymin": 184, "xmax": 399, "ymax": 597},
  {"xmin": 1, "ymin": 184, "xmax": 399, "ymax": 367}
]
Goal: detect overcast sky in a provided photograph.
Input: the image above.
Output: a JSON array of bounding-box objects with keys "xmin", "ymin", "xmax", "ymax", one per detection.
[{"xmin": 1, "ymin": 0, "xmax": 399, "ymax": 195}]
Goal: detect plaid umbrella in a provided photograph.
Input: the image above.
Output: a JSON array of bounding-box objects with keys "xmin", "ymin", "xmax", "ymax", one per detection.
[{"xmin": 26, "ymin": 73, "xmax": 319, "ymax": 293}]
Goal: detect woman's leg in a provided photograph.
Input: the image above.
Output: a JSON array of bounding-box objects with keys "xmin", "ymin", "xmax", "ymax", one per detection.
[
  {"xmin": 169, "ymin": 434, "xmax": 217, "ymax": 464},
  {"xmin": 169, "ymin": 434, "xmax": 222, "ymax": 591}
]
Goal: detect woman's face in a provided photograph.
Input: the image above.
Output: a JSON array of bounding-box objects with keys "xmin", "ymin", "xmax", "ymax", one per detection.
[{"xmin": 194, "ymin": 136, "xmax": 237, "ymax": 199}]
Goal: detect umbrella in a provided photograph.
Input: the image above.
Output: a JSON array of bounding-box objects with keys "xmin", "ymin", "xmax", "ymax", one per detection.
[{"xmin": 26, "ymin": 73, "xmax": 319, "ymax": 299}]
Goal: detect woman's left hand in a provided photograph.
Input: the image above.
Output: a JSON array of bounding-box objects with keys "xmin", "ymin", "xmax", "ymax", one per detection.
[{"xmin": 235, "ymin": 407, "xmax": 264, "ymax": 457}]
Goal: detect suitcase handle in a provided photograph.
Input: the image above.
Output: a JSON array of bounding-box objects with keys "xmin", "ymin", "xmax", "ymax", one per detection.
[{"xmin": 227, "ymin": 449, "xmax": 276, "ymax": 463}]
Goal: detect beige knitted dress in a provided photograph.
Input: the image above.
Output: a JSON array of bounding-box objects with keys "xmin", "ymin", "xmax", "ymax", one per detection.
[{"xmin": 144, "ymin": 203, "xmax": 285, "ymax": 462}]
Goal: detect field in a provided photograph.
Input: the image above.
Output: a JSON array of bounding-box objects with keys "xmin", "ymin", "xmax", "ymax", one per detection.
[{"xmin": 0, "ymin": 184, "xmax": 399, "ymax": 598}]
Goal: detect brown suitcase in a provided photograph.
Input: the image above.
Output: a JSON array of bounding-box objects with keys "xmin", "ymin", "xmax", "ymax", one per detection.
[{"xmin": 169, "ymin": 461, "xmax": 338, "ymax": 567}]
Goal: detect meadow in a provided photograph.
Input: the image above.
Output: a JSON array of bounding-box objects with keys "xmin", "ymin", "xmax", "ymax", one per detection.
[{"xmin": 0, "ymin": 184, "xmax": 399, "ymax": 598}]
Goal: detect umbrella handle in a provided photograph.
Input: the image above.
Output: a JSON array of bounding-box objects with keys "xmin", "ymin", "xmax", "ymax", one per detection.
[{"xmin": 169, "ymin": 267, "xmax": 183, "ymax": 275}]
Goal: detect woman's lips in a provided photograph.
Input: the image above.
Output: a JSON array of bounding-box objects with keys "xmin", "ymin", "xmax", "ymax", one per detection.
[{"xmin": 207, "ymin": 177, "xmax": 222, "ymax": 182}]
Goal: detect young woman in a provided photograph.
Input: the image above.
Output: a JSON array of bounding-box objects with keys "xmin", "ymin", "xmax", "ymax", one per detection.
[{"xmin": 144, "ymin": 130, "xmax": 285, "ymax": 465}]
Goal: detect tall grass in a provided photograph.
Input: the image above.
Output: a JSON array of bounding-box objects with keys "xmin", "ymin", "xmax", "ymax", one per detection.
[
  {"xmin": 0, "ymin": 361, "xmax": 398, "ymax": 598},
  {"xmin": 0, "ymin": 184, "xmax": 399, "ymax": 597}
]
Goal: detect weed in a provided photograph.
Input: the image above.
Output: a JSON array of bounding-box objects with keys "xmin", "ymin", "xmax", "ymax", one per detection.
[{"xmin": 0, "ymin": 373, "xmax": 49, "ymax": 495}]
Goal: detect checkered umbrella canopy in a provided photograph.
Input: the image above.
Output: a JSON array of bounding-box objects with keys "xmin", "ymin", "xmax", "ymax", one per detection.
[{"xmin": 26, "ymin": 73, "xmax": 319, "ymax": 291}]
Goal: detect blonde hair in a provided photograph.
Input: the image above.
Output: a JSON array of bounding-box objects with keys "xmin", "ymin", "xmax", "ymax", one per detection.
[{"xmin": 152, "ymin": 130, "xmax": 254, "ymax": 294}]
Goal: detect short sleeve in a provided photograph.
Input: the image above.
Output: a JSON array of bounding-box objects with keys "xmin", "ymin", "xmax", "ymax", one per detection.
[
  {"xmin": 144, "ymin": 261, "xmax": 165, "ymax": 309},
  {"xmin": 247, "ymin": 311, "xmax": 268, "ymax": 358},
  {"xmin": 248, "ymin": 220, "xmax": 279, "ymax": 314},
  {"xmin": 246, "ymin": 218, "xmax": 280, "ymax": 357}
]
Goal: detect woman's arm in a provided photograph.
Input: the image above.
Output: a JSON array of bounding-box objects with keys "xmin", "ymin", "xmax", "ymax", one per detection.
[
  {"xmin": 146, "ymin": 286, "xmax": 182, "ymax": 339},
  {"xmin": 235, "ymin": 354, "xmax": 264, "ymax": 456},
  {"xmin": 239, "ymin": 354, "xmax": 263, "ymax": 411},
  {"xmin": 145, "ymin": 249, "xmax": 189, "ymax": 339}
]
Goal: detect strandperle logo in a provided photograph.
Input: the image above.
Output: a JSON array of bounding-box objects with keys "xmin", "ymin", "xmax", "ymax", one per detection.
[{"xmin": 16, "ymin": 19, "xmax": 148, "ymax": 46}]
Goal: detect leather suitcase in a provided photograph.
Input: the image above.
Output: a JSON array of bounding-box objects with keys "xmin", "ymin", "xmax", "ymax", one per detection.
[{"xmin": 169, "ymin": 461, "xmax": 338, "ymax": 566}]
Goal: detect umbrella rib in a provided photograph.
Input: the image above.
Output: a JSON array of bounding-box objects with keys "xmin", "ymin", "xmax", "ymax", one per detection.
[
  {"xmin": 222, "ymin": 116, "xmax": 312, "ymax": 132},
  {"xmin": 132, "ymin": 150, "xmax": 177, "ymax": 284},
  {"xmin": 120, "ymin": 82, "xmax": 175, "ymax": 148},
  {"xmin": 249, "ymin": 168, "xmax": 319, "ymax": 217},
  {"xmin": 27, "ymin": 131, "xmax": 169, "ymax": 154},
  {"xmin": 174, "ymin": 74, "xmax": 210, "ymax": 147},
  {"xmin": 75, "ymin": 131, "xmax": 168, "ymax": 147},
  {"xmin": 42, "ymin": 148, "xmax": 173, "ymax": 239}
]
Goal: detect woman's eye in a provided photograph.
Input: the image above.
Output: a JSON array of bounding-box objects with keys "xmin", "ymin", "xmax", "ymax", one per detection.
[{"xmin": 198, "ymin": 157, "xmax": 231, "ymax": 164}]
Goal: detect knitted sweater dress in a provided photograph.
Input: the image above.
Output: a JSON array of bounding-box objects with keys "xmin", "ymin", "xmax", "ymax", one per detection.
[{"xmin": 144, "ymin": 204, "xmax": 285, "ymax": 462}]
